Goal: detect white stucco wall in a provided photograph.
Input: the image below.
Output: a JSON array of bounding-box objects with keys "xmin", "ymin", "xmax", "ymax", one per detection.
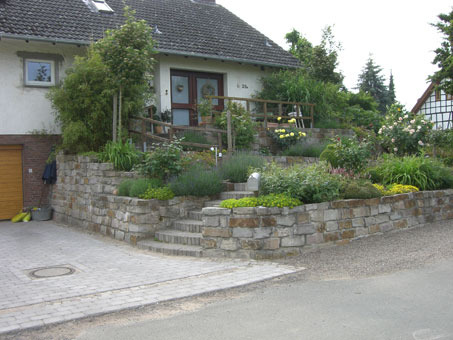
[
  {"xmin": 154, "ymin": 54, "xmax": 273, "ymax": 113},
  {"xmin": 0, "ymin": 39, "xmax": 85, "ymax": 134}
]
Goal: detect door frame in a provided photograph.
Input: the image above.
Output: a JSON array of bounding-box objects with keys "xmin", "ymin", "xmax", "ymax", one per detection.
[{"xmin": 170, "ymin": 69, "xmax": 224, "ymax": 126}]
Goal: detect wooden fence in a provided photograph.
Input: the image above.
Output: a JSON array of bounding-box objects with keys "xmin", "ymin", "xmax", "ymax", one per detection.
[{"xmin": 129, "ymin": 96, "xmax": 315, "ymax": 156}]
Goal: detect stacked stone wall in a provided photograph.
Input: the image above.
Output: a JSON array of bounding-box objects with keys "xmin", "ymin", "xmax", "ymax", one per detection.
[
  {"xmin": 201, "ymin": 190, "xmax": 453, "ymax": 259},
  {"xmin": 52, "ymin": 154, "xmax": 206, "ymax": 244}
]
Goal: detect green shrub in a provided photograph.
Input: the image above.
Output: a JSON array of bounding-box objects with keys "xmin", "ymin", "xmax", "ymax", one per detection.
[
  {"xmin": 181, "ymin": 150, "xmax": 216, "ymax": 170},
  {"xmin": 118, "ymin": 179, "xmax": 134, "ymax": 197},
  {"xmin": 427, "ymin": 129, "xmax": 453, "ymax": 165},
  {"xmin": 140, "ymin": 186, "xmax": 175, "ymax": 200},
  {"xmin": 367, "ymin": 154, "xmax": 453, "ymax": 191},
  {"xmin": 220, "ymin": 194, "xmax": 301, "ymax": 209},
  {"xmin": 180, "ymin": 131, "xmax": 210, "ymax": 151},
  {"xmin": 319, "ymin": 144, "xmax": 341, "ymax": 167},
  {"xmin": 129, "ymin": 178, "xmax": 162, "ymax": 198},
  {"xmin": 215, "ymin": 102, "xmax": 256, "ymax": 150},
  {"xmin": 282, "ymin": 143, "xmax": 327, "ymax": 157},
  {"xmin": 320, "ymin": 137, "xmax": 370, "ymax": 173},
  {"xmin": 98, "ymin": 141, "xmax": 141, "ymax": 171},
  {"xmin": 259, "ymin": 162, "xmax": 341, "ymax": 204},
  {"xmin": 136, "ymin": 139, "xmax": 183, "ymax": 180},
  {"xmin": 170, "ymin": 166, "xmax": 224, "ymax": 197},
  {"xmin": 341, "ymin": 180, "xmax": 382, "ymax": 199},
  {"xmin": 220, "ymin": 152, "xmax": 265, "ymax": 183},
  {"xmin": 378, "ymin": 104, "xmax": 433, "ymax": 155}
]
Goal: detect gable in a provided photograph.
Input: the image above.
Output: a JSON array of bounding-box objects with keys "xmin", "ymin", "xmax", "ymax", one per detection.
[{"xmin": 0, "ymin": 0, "xmax": 300, "ymax": 68}]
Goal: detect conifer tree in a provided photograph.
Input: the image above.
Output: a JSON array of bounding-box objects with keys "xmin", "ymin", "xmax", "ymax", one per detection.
[
  {"xmin": 387, "ymin": 71, "xmax": 396, "ymax": 105},
  {"xmin": 356, "ymin": 56, "xmax": 388, "ymax": 113}
]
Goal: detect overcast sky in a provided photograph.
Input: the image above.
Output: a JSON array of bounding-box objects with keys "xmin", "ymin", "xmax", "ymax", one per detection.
[{"xmin": 217, "ymin": 0, "xmax": 452, "ymax": 109}]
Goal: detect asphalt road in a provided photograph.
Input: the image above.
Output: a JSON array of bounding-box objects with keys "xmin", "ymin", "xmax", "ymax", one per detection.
[{"xmin": 5, "ymin": 220, "xmax": 453, "ymax": 340}]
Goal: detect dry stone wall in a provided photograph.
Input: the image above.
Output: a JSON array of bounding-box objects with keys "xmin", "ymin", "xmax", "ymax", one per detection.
[
  {"xmin": 200, "ymin": 190, "xmax": 453, "ymax": 259},
  {"xmin": 52, "ymin": 154, "xmax": 206, "ymax": 244}
]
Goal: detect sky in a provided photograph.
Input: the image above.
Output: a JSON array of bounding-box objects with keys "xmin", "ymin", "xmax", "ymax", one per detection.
[{"xmin": 217, "ymin": 0, "xmax": 453, "ymax": 110}]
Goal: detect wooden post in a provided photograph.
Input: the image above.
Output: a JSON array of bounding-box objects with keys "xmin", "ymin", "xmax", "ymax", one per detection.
[
  {"xmin": 227, "ymin": 109, "xmax": 233, "ymax": 158},
  {"xmin": 278, "ymin": 103, "xmax": 282, "ymax": 117},
  {"xmin": 310, "ymin": 105, "xmax": 314, "ymax": 128},
  {"xmin": 112, "ymin": 93, "xmax": 118, "ymax": 142},
  {"xmin": 169, "ymin": 127, "xmax": 174, "ymax": 141},
  {"xmin": 246, "ymin": 100, "xmax": 250, "ymax": 113},
  {"xmin": 296, "ymin": 105, "xmax": 304, "ymax": 129},
  {"xmin": 264, "ymin": 102, "xmax": 268, "ymax": 128},
  {"xmin": 141, "ymin": 118, "xmax": 146, "ymax": 147},
  {"xmin": 217, "ymin": 132, "xmax": 222, "ymax": 151}
]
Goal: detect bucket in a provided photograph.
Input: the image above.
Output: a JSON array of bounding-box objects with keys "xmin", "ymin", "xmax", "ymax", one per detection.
[{"xmin": 31, "ymin": 206, "xmax": 53, "ymax": 221}]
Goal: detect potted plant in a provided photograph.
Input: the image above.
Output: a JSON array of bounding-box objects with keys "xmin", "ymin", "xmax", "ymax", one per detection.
[
  {"xmin": 152, "ymin": 114, "xmax": 163, "ymax": 134},
  {"xmin": 198, "ymin": 98, "xmax": 213, "ymax": 124}
]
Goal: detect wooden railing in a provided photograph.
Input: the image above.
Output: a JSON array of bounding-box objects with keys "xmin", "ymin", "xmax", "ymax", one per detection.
[
  {"xmin": 129, "ymin": 116, "xmax": 227, "ymax": 152},
  {"xmin": 206, "ymin": 95, "xmax": 315, "ymax": 129},
  {"xmin": 130, "ymin": 96, "xmax": 315, "ymax": 157}
]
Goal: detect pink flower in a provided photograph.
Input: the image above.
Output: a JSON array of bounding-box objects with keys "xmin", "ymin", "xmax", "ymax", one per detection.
[
  {"xmin": 418, "ymin": 140, "xmax": 424, "ymax": 146},
  {"xmin": 391, "ymin": 138, "xmax": 395, "ymax": 143}
]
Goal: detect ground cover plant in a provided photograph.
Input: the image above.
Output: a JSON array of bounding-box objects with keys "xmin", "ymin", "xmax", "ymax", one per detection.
[
  {"xmin": 220, "ymin": 194, "xmax": 301, "ymax": 209},
  {"xmin": 372, "ymin": 183, "xmax": 419, "ymax": 196}
]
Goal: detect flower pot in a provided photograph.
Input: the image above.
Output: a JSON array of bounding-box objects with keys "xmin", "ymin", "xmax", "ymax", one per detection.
[
  {"xmin": 154, "ymin": 125, "xmax": 163, "ymax": 134},
  {"xmin": 31, "ymin": 206, "xmax": 53, "ymax": 221}
]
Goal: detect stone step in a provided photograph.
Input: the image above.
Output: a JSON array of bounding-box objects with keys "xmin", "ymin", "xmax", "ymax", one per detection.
[
  {"xmin": 204, "ymin": 200, "xmax": 223, "ymax": 207},
  {"xmin": 234, "ymin": 182, "xmax": 248, "ymax": 191},
  {"xmin": 137, "ymin": 240, "xmax": 202, "ymax": 257},
  {"xmin": 220, "ymin": 191, "xmax": 255, "ymax": 200},
  {"xmin": 155, "ymin": 229, "xmax": 202, "ymax": 246},
  {"xmin": 173, "ymin": 219, "xmax": 204, "ymax": 233},
  {"xmin": 188, "ymin": 210, "xmax": 203, "ymax": 221}
]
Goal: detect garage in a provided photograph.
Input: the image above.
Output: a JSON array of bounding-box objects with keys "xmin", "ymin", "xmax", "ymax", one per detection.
[{"xmin": 0, "ymin": 145, "xmax": 23, "ymax": 220}]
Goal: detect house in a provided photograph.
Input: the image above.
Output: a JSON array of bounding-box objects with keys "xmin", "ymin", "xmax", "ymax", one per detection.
[
  {"xmin": 411, "ymin": 83, "xmax": 453, "ymax": 129},
  {"xmin": 0, "ymin": 0, "xmax": 299, "ymax": 219}
]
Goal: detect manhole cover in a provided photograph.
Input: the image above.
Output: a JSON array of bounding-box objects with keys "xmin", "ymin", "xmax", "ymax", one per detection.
[{"xmin": 29, "ymin": 266, "xmax": 75, "ymax": 279}]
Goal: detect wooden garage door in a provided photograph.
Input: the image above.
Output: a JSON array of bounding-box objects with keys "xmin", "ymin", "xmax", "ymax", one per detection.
[{"xmin": 0, "ymin": 145, "xmax": 23, "ymax": 220}]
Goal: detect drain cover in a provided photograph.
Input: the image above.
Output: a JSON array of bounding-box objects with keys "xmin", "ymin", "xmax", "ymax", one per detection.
[{"xmin": 29, "ymin": 266, "xmax": 75, "ymax": 279}]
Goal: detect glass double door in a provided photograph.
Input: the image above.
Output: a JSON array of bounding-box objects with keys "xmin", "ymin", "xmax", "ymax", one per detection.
[{"xmin": 171, "ymin": 70, "xmax": 224, "ymax": 126}]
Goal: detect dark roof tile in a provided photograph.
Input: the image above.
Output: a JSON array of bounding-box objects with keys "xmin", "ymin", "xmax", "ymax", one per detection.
[{"xmin": 0, "ymin": 0, "xmax": 299, "ymax": 68}]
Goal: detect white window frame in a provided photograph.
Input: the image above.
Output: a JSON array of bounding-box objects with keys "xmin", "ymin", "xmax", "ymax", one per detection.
[{"xmin": 24, "ymin": 59, "xmax": 55, "ymax": 87}]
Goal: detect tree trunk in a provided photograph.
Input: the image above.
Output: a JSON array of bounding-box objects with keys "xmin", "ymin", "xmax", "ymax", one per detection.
[{"xmin": 112, "ymin": 93, "xmax": 118, "ymax": 142}]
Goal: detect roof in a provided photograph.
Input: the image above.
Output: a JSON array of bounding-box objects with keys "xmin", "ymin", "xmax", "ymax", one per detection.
[
  {"xmin": 411, "ymin": 82, "xmax": 435, "ymax": 113},
  {"xmin": 0, "ymin": 0, "xmax": 300, "ymax": 68}
]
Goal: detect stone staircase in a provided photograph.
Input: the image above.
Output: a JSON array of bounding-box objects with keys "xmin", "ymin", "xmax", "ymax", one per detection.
[{"xmin": 137, "ymin": 183, "xmax": 254, "ymax": 257}]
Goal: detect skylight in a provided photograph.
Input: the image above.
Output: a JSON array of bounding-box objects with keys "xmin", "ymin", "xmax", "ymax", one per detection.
[{"xmin": 91, "ymin": 0, "xmax": 113, "ymax": 13}]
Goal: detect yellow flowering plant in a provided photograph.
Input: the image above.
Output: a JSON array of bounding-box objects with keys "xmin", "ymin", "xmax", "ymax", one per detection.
[
  {"xmin": 268, "ymin": 119, "xmax": 306, "ymax": 149},
  {"xmin": 372, "ymin": 183, "xmax": 419, "ymax": 196}
]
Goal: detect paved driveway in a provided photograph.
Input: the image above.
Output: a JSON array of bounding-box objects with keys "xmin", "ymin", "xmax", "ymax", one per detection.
[{"xmin": 0, "ymin": 221, "xmax": 299, "ymax": 335}]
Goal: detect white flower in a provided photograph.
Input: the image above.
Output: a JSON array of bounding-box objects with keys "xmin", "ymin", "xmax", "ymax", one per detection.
[
  {"xmin": 404, "ymin": 114, "xmax": 408, "ymax": 119},
  {"xmin": 399, "ymin": 117, "xmax": 403, "ymax": 121},
  {"xmin": 391, "ymin": 138, "xmax": 395, "ymax": 143},
  {"xmin": 393, "ymin": 122, "xmax": 397, "ymax": 126},
  {"xmin": 410, "ymin": 119, "xmax": 416, "ymax": 124},
  {"xmin": 418, "ymin": 140, "xmax": 424, "ymax": 146},
  {"xmin": 389, "ymin": 125, "xmax": 393, "ymax": 130},
  {"xmin": 378, "ymin": 129, "xmax": 382, "ymax": 135},
  {"xmin": 417, "ymin": 125, "xmax": 422, "ymax": 130},
  {"xmin": 394, "ymin": 147, "xmax": 398, "ymax": 152},
  {"xmin": 409, "ymin": 129, "xmax": 415, "ymax": 135}
]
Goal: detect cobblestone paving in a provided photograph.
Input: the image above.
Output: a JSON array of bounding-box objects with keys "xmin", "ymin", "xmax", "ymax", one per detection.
[{"xmin": 0, "ymin": 221, "xmax": 300, "ymax": 335}]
